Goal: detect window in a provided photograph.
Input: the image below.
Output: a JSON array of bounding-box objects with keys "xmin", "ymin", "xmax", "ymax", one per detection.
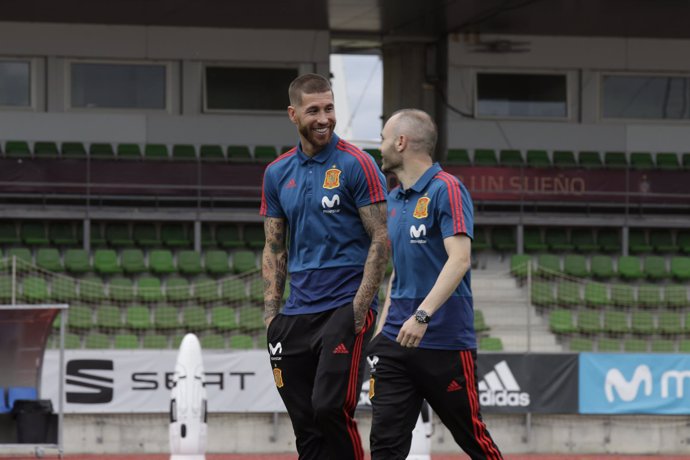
[
  {"xmin": 476, "ymin": 72, "xmax": 568, "ymax": 118},
  {"xmin": 204, "ymin": 66, "xmax": 297, "ymax": 111},
  {"xmin": 602, "ymin": 75, "xmax": 690, "ymax": 120},
  {"xmin": 0, "ymin": 60, "xmax": 31, "ymax": 107},
  {"xmin": 70, "ymin": 62, "xmax": 167, "ymax": 110}
]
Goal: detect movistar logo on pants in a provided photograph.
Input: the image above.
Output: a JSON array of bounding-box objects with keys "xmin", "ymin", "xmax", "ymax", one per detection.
[{"xmin": 478, "ymin": 360, "xmax": 530, "ymax": 407}]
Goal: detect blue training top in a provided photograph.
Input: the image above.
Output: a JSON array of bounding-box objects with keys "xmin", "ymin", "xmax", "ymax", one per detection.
[
  {"xmin": 383, "ymin": 163, "xmax": 476, "ymax": 350},
  {"xmin": 260, "ymin": 134, "xmax": 387, "ymax": 315}
]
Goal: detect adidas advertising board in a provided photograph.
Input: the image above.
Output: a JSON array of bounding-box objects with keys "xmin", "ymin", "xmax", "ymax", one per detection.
[{"xmin": 476, "ymin": 354, "xmax": 578, "ymax": 414}]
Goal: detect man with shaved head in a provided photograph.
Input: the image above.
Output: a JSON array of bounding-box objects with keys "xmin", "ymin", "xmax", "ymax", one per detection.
[{"xmin": 368, "ymin": 109, "xmax": 504, "ymax": 460}]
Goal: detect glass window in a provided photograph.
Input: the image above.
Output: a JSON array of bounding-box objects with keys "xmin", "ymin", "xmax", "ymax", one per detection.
[
  {"xmin": 476, "ymin": 73, "xmax": 567, "ymax": 118},
  {"xmin": 602, "ymin": 75, "xmax": 690, "ymax": 120},
  {"xmin": 0, "ymin": 60, "xmax": 31, "ymax": 107},
  {"xmin": 205, "ymin": 66, "xmax": 298, "ymax": 111},
  {"xmin": 71, "ymin": 62, "xmax": 166, "ymax": 109}
]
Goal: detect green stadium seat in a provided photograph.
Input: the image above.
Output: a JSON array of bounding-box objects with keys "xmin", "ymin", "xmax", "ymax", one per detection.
[
  {"xmin": 21, "ymin": 222, "xmax": 49, "ymax": 245},
  {"xmin": 194, "ymin": 276, "xmax": 220, "ymax": 302},
  {"xmin": 531, "ymin": 281, "xmax": 555, "ymax": 307},
  {"xmin": 630, "ymin": 152, "xmax": 654, "ymax": 170},
  {"xmin": 201, "ymin": 225, "xmax": 215, "ymax": 248},
  {"xmin": 89, "ymin": 143, "xmax": 115, "ymax": 159},
  {"xmin": 557, "ymin": 281, "xmax": 581, "ymax": 307},
  {"xmin": 604, "ymin": 311, "xmax": 629, "ymax": 334},
  {"xmin": 178, "ymin": 250, "xmax": 202, "ymax": 275},
  {"xmin": 96, "ymin": 305, "xmax": 122, "ymax": 329},
  {"xmin": 144, "ymin": 144, "xmax": 169, "ymax": 160},
  {"xmin": 138, "ymin": 276, "xmax": 164, "ymax": 302},
  {"xmin": 5, "ymin": 141, "xmax": 31, "ymax": 158},
  {"xmin": 88, "ymin": 223, "xmax": 107, "ymax": 247},
  {"xmin": 6, "ymin": 247, "xmax": 32, "ymax": 270},
  {"xmin": 473, "ymin": 309, "xmax": 488, "ymax": 333},
  {"xmin": 204, "ymin": 250, "xmax": 231, "ymax": 275},
  {"xmin": 525, "ymin": 150, "xmax": 550, "ymax": 168},
  {"xmin": 80, "ymin": 276, "xmax": 106, "ymax": 302},
  {"xmin": 216, "ymin": 225, "xmax": 244, "ymax": 248},
  {"xmin": 637, "ymin": 284, "xmax": 662, "ymax": 308},
  {"xmin": 49, "ymin": 222, "xmax": 79, "ymax": 246},
  {"xmin": 121, "ymin": 248, "xmax": 147, "ymax": 274},
  {"xmin": 249, "ymin": 279, "xmax": 263, "ymax": 303},
  {"xmin": 0, "ymin": 276, "xmax": 12, "ymax": 303},
  {"xmin": 549, "ymin": 309, "xmax": 575, "ymax": 334},
  {"xmin": 577, "ymin": 311, "xmax": 601, "ymax": 334},
  {"xmin": 598, "ymin": 338, "xmax": 621, "ymax": 352},
  {"xmin": 126, "ymin": 305, "xmax": 151, "ymax": 330},
  {"xmin": 200, "ymin": 145, "xmax": 225, "ymax": 161},
  {"xmin": 162, "ymin": 223, "xmax": 191, "ymax": 247},
  {"xmin": 678, "ymin": 230, "xmax": 690, "ymax": 254},
  {"xmin": 149, "ymin": 249, "xmax": 176, "ymax": 274},
  {"xmin": 629, "ymin": 230, "xmax": 652, "ymax": 254},
  {"xmin": 670, "ymin": 256, "xmax": 690, "ymax": 281},
  {"xmin": 93, "ymin": 249, "xmax": 121, "ymax": 275},
  {"xmin": 570, "ymin": 338, "xmax": 594, "ymax": 352},
  {"xmin": 154, "ymin": 306, "xmax": 179, "ymax": 329},
  {"xmin": 227, "ymin": 145, "xmax": 252, "ymax": 160},
  {"xmin": 624, "ymin": 339, "xmax": 647, "ymax": 352},
  {"xmin": 51, "ymin": 277, "xmax": 78, "ymax": 302},
  {"xmin": 552, "ymin": 150, "xmax": 577, "ymax": 168},
  {"xmin": 610, "ymin": 284, "xmax": 635, "ymax": 308},
  {"xmin": 143, "ymin": 335, "xmax": 169, "ymax": 349},
  {"xmin": 0, "ymin": 222, "xmax": 19, "ymax": 244},
  {"xmin": 114, "ymin": 334, "xmax": 139, "ymax": 349},
  {"xmin": 244, "ymin": 225, "xmax": 265, "ymax": 249},
  {"xmin": 643, "ymin": 256, "xmax": 668, "ymax": 280},
  {"xmin": 591, "ymin": 255, "xmax": 614, "ymax": 279},
  {"xmin": 61, "ymin": 142, "xmax": 86, "ymax": 158},
  {"xmin": 172, "ymin": 144, "xmax": 197, "ymax": 161},
  {"xmin": 254, "ymin": 145, "xmax": 277, "ymax": 161},
  {"xmin": 201, "ymin": 334, "xmax": 226, "ymax": 349},
  {"xmin": 472, "ymin": 227, "xmax": 489, "ymax": 251},
  {"xmin": 446, "ymin": 149, "xmax": 470, "ymax": 165},
  {"xmin": 564, "ymin": 254, "xmax": 588, "ymax": 277},
  {"xmin": 211, "ymin": 306, "xmax": 238, "ymax": 331},
  {"xmin": 651, "ymin": 339, "xmax": 675, "ymax": 353},
  {"xmin": 68, "ymin": 305, "xmax": 93, "ymax": 330},
  {"xmin": 584, "ymin": 283, "xmax": 610, "ymax": 308},
  {"xmin": 499, "ymin": 149, "xmax": 523, "ymax": 167},
  {"xmin": 238, "ymin": 306, "xmax": 264, "ymax": 331},
  {"xmin": 491, "ymin": 227, "xmax": 516, "ymax": 252},
  {"xmin": 109, "ymin": 277, "xmax": 135, "ymax": 302},
  {"xmin": 649, "ymin": 229, "xmax": 677, "ymax": 253},
  {"xmin": 473, "ymin": 149, "xmax": 497, "ymax": 166},
  {"xmin": 545, "ymin": 228, "xmax": 574, "ymax": 252},
  {"xmin": 618, "ymin": 256, "xmax": 643, "ymax": 280},
  {"xmin": 537, "ymin": 254, "xmax": 560, "ymax": 275},
  {"xmin": 604, "ymin": 151, "xmax": 627, "ymax": 169},
  {"xmin": 133, "ymin": 223, "xmax": 160, "ymax": 247},
  {"xmin": 233, "ymin": 250, "xmax": 258, "ymax": 274},
  {"xmin": 36, "ymin": 248, "xmax": 63, "ymax": 272},
  {"xmin": 229, "ymin": 334, "xmax": 254, "ymax": 350},
  {"xmin": 166, "ymin": 276, "xmax": 192, "ymax": 302},
  {"xmin": 183, "ymin": 306, "xmax": 207, "ymax": 330},
  {"xmin": 598, "ymin": 229, "xmax": 621, "ymax": 253},
  {"xmin": 655, "ymin": 152, "xmax": 680, "ymax": 170},
  {"xmin": 524, "ymin": 228, "xmax": 548, "ymax": 252},
  {"xmin": 106, "ymin": 223, "xmax": 134, "ymax": 247},
  {"xmin": 657, "ymin": 312, "xmax": 683, "ymax": 335},
  {"xmin": 117, "ymin": 143, "xmax": 142, "ymax": 160},
  {"xmin": 479, "ymin": 337, "xmax": 503, "ymax": 351},
  {"xmin": 665, "ymin": 285, "xmax": 689, "ymax": 309},
  {"xmin": 33, "ymin": 141, "xmax": 59, "ymax": 158},
  {"xmin": 222, "ymin": 278, "xmax": 247, "ymax": 303},
  {"xmin": 84, "ymin": 332, "xmax": 110, "ymax": 349},
  {"xmin": 23, "ymin": 277, "xmax": 48, "ymax": 303},
  {"xmin": 680, "ymin": 340, "xmax": 690, "ymax": 353},
  {"xmin": 578, "ymin": 151, "xmax": 603, "ymax": 169}
]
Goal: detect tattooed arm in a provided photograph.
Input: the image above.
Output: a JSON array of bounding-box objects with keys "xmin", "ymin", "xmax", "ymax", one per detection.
[
  {"xmin": 262, "ymin": 217, "xmax": 288, "ymax": 327},
  {"xmin": 353, "ymin": 201, "xmax": 389, "ymax": 333}
]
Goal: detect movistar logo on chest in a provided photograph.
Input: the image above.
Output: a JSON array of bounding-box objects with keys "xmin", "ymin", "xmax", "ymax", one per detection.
[
  {"xmin": 409, "ymin": 224, "xmax": 427, "ymax": 243},
  {"xmin": 322, "ymin": 194, "xmax": 341, "ymax": 213}
]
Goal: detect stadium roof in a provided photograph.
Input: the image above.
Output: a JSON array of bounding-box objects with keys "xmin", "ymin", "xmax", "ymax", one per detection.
[{"xmin": 4, "ymin": 0, "xmax": 690, "ymax": 52}]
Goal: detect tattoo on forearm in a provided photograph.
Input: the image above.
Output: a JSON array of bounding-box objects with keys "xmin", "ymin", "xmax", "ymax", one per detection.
[{"xmin": 262, "ymin": 218, "xmax": 287, "ymax": 321}]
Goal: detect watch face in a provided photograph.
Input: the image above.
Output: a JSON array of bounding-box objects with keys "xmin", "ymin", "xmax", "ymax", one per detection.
[{"xmin": 415, "ymin": 310, "xmax": 429, "ymax": 323}]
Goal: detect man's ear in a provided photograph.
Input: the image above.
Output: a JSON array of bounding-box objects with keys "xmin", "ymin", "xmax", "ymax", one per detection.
[
  {"xmin": 396, "ymin": 135, "xmax": 407, "ymax": 152},
  {"xmin": 287, "ymin": 106, "xmax": 297, "ymax": 124}
]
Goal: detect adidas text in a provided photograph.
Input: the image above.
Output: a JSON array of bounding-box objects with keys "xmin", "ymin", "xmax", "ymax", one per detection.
[{"xmin": 479, "ymin": 390, "xmax": 530, "ymax": 407}]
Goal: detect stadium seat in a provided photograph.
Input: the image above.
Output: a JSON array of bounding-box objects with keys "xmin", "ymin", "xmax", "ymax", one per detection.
[
  {"xmin": 93, "ymin": 249, "xmax": 121, "ymax": 274},
  {"xmin": 591, "ymin": 255, "xmax": 614, "ymax": 279},
  {"xmin": 577, "ymin": 311, "xmax": 601, "ymax": 334},
  {"xmin": 564, "ymin": 254, "xmax": 588, "ymax": 277},
  {"xmin": 643, "ymin": 256, "xmax": 668, "ymax": 280},
  {"xmin": 549, "ymin": 309, "xmax": 575, "ymax": 334},
  {"xmin": 51, "ymin": 277, "xmax": 78, "ymax": 302},
  {"xmin": 629, "ymin": 230, "xmax": 653, "ymax": 254},
  {"xmin": 89, "ymin": 223, "xmax": 107, "ymax": 247},
  {"xmin": 238, "ymin": 307, "xmax": 264, "ymax": 331},
  {"xmin": 149, "ymin": 249, "xmax": 176, "ymax": 274},
  {"xmin": 36, "ymin": 248, "xmax": 63, "ymax": 272},
  {"xmin": 34, "ymin": 141, "xmax": 59, "ymax": 158},
  {"xmin": 537, "ymin": 254, "xmax": 560, "ymax": 275},
  {"xmin": 0, "ymin": 388, "xmax": 9, "ymax": 414},
  {"xmin": 665, "ymin": 285, "xmax": 689, "ymax": 309},
  {"xmin": 249, "ymin": 279, "xmax": 263, "ymax": 303},
  {"xmin": 491, "ymin": 227, "xmax": 516, "ymax": 252},
  {"xmin": 211, "ymin": 306, "xmax": 238, "ymax": 331},
  {"xmin": 682, "ymin": 154, "xmax": 690, "ymax": 170},
  {"xmin": 80, "ymin": 276, "xmax": 106, "ymax": 302},
  {"xmin": 570, "ymin": 338, "xmax": 594, "ymax": 352},
  {"xmin": 117, "ymin": 143, "xmax": 142, "ymax": 160},
  {"xmin": 478, "ymin": 337, "xmax": 503, "ymax": 351},
  {"xmin": 21, "ymin": 222, "xmax": 49, "ymax": 245},
  {"xmin": 445, "ymin": 148, "xmax": 470, "ymax": 165},
  {"xmin": 473, "ymin": 149, "xmax": 498, "ymax": 166},
  {"xmin": 201, "ymin": 334, "xmax": 226, "ymax": 349},
  {"xmin": 649, "ymin": 229, "xmax": 677, "ymax": 253},
  {"xmin": 254, "ymin": 145, "xmax": 277, "ymax": 161},
  {"xmin": 472, "ymin": 227, "xmax": 489, "ymax": 251},
  {"xmin": 524, "ymin": 228, "xmax": 547, "ymax": 252},
  {"xmin": 0, "ymin": 222, "xmax": 19, "ymax": 244},
  {"xmin": 204, "ymin": 250, "xmax": 231, "ymax": 275},
  {"xmin": 106, "ymin": 223, "xmax": 134, "ymax": 247},
  {"xmin": 138, "ymin": 276, "xmax": 164, "ymax": 302},
  {"xmin": 244, "ymin": 225, "xmax": 265, "ymax": 249},
  {"xmin": 638, "ymin": 284, "xmax": 662, "ymax": 308},
  {"xmin": 233, "ymin": 250, "xmax": 258, "ymax": 274},
  {"xmin": 557, "ymin": 281, "xmax": 581, "ymax": 307},
  {"xmin": 6, "ymin": 247, "xmax": 32, "ymax": 267},
  {"xmin": 144, "ymin": 144, "xmax": 169, "ymax": 160},
  {"xmin": 68, "ymin": 305, "xmax": 93, "ymax": 330},
  {"xmin": 0, "ymin": 276, "xmax": 12, "ymax": 303},
  {"xmin": 680, "ymin": 340, "xmax": 690, "ymax": 353},
  {"xmin": 617, "ymin": 256, "xmax": 643, "ymax": 280},
  {"xmin": 178, "ymin": 250, "xmax": 202, "ymax": 275},
  {"xmin": 584, "ymin": 283, "xmax": 610, "ymax": 308},
  {"xmin": 89, "ymin": 143, "xmax": 115, "ymax": 159},
  {"xmin": 7, "ymin": 387, "xmax": 37, "ymax": 409},
  {"xmin": 545, "ymin": 228, "xmax": 574, "ymax": 251},
  {"xmin": 670, "ymin": 256, "xmax": 690, "ymax": 281},
  {"xmin": 126, "ymin": 305, "xmax": 151, "ymax": 330},
  {"xmin": 597, "ymin": 229, "xmax": 621, "ymax": 253},
  {"xmin": 552, "ymin": 150, "xmax": 577, "ymax": 168},
  {"xmin": 222, "ymin": 278, "xmax": 247, "ymax": 303},
  {"xmin": 655, "ymin": 152, "xmax": 680, "ymax": 170},
  {"xmin": 651, "ymin": 339, "xmax": 675, "ymax": 353},
  {"xmin": 577, "ymin": 151, "xmax": 603, "ymax": 169},
  {"xmin": 143, "ymin": 335, "xmax": 169, "ymax": 349},
  {"xmin": 161, "ymin": 224, "xmax": 191, "ymax": 247},
  {"xmin": 85, "ymin": 332, "xmax": 110, "ymax": 349},
  {"xmin": 133, "ymin": 223, "xmax": 160, "ymax": 247},
  {"xmin": 474, "ymin": 309, "xmax": 488, "ymax": 333},
  {"xmin": 531, "ymin": 281, "xmax": 555, "ymax": 307},
  {"xmin": 216, "ymin": 225, "xmax": 244, "ymax": 248},
  {"xmin": 571, "ymin": 228, "xmax": 599, "ymax": 252},
  {"xmin": 5, "ymin": 141, "xmax": 31, "ymax": 158},
  {"xmin": 603, "ymin": 311, "xmax": 629, "ymax": 334},
  {"xmin": 23, "ymin": 277, "xmax": 48, "ymax": 303},
  {"xmin": 678, "ymin": 230, "xmax": 690, "ymax": 254},
  {"xmin": 630, "ymin": 152, "xmax": 654, "ymax": 169},
  {"xmin": 121, "ymin": 248, "xmax": 147, "ymax": 274},
  {"xmin": 62, "ymin": 142, "xmax": 86, "ymax": 158},
  {"xmin": 624, "ymin": 339, "xmax": 647, "ymax": 352},
  {"xmin": 172, "ymin": 144, "xmax": 196, "ymax": 161},
  {"xmin": 499, "ymin": 149, "xmax": 523, "ymax": 166},
  {"xmin": 200, "ymin": 145, "xmax": 225, "ymax": 161},
  {"xmin": 604, "ymin": 151, "xmax": 627, "ymax": 168},
  {"xmin": 610, "ymin": 284, "xmax": 635, "ymax": 308},
  {"xmin": 194, "ymin": 276, "xmax": 220, "ymax": 302},
  {"xmin": 657, "ymin": 312, "xmax": 683, "ymax": 335},
  {"xmin": 229, "ymin": 334, "xmax": 254, "ymax": 350},
  {"xmin": 64, "ymin": 333, "xmax": 82, "ymax": 349},
  {"xmin": 154, "ymin": 306, "xmax": 179, "ymax": 330},
  {"xmin": 227, "ymin": 145, "xmax": 252, "ymax": 161},
  {"xmin": 166, "ymin": 276, "xmax": 192, "ymax": 302},
  {"xmin": 598, "ymin": 338, "xmax": 621, "ymax": 352},
  {"xmin": 525, "ymin": 150, "xmax": 550, "ymax": 168},
  {"xmin": 109, "ymin": 277, "xmax": 135, "ymax": 302},
  {"xmin": 201, "ymin": 225, "xmax": 216, "ymax": 248},
  {"xmin": 114, "ymin": 334, "xmax": 139, "ymax": 349},
  {"xmin": 50, "ymin": 222, "xmax": 79, "ymax": 246},
  {"xmin": 183, "ymin": 306, "xmax": 208, "ymax": 330}
]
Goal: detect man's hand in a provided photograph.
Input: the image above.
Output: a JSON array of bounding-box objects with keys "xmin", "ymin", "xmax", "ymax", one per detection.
[{"xmin": 396, "ymin": 316, "xmax": 428, "ymax": 348}]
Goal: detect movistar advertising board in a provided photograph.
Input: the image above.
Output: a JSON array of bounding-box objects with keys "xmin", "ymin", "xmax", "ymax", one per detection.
[{"xmin": 580, "ymin": 353, "xmax": 690, "ymax": 414}]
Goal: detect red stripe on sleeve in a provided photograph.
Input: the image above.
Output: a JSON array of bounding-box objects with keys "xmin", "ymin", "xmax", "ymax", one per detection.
[
  {"xmin": 339, "ymin": 141, "xmax": 385, "ymax": 203},
  {"xmin": 259, "ymin": 151, "xmax": 296, "ymax": 216},
  {"xmin": 435, "ymin": 172, "xmax": 466, "ymax": 234}
]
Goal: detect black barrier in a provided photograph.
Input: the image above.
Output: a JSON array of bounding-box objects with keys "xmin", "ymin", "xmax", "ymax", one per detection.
[{"xmin": 12, "ymin": 399, "xmax": 57, "ymax": 444}]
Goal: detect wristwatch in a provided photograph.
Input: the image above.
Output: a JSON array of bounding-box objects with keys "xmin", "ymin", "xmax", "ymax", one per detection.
[{"xmin": 414, "ymin": 309, "xmax": 431, "ymax": 324}]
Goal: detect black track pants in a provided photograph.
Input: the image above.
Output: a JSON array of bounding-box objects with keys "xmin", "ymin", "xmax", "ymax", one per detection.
[
  {"xmin": 267, "ymin": 306, "xmax": 376, "ymax": 460},
  {"xmin": 368, "ymin": 334, "xmax": 503, "ymax": 460}
]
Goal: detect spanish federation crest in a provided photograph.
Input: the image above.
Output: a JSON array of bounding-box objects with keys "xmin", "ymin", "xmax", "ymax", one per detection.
[
  {"xmin": 323, "ymin": 168, "xmax": 342, "ymax": 189},
  {"xmin": 413, "ymin": 197, "xmax": 430, "ymax": 219}
]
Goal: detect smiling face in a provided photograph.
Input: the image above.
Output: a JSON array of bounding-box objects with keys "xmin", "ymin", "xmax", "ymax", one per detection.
[{"xmin": 288, "ymin": 91, "xmax": 336, "ymax": 156}]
